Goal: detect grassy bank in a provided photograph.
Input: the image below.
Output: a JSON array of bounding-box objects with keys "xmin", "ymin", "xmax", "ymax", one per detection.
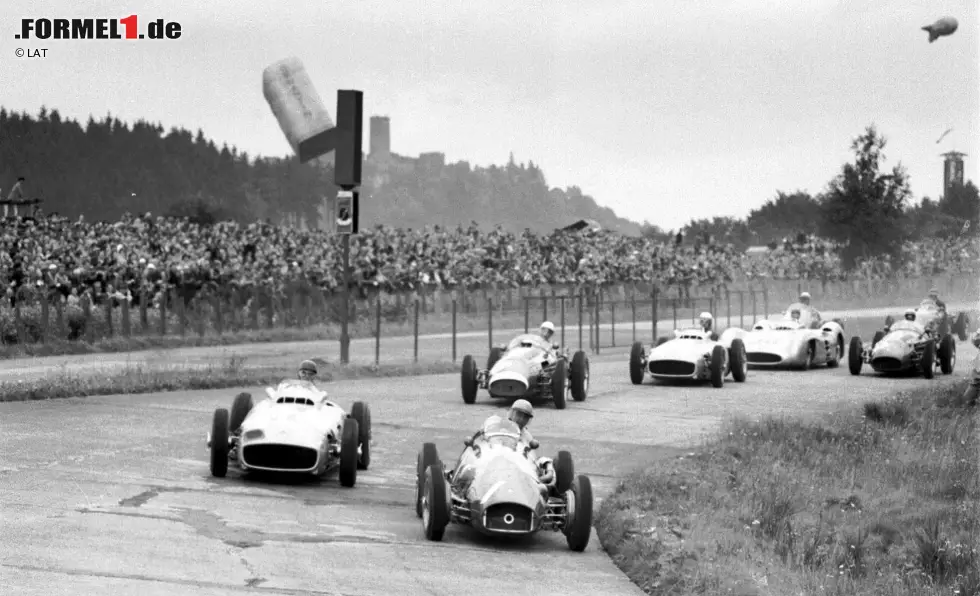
[
  {"xmin": 595, "ymin": 380, "xmax": 979, "ymax": 596},
  {"xmin": 0, "ymin": 355, "xmax": 460, "ymax": 402}
]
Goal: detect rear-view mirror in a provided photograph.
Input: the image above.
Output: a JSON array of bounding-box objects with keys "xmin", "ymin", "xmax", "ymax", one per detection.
[
  {"xmin": 528, "ymin": 440, "xmax": 540, "ymax": 450},
  {"xmin": 463, "ymin": 437, "xmax": 473, "ymax": 447}
]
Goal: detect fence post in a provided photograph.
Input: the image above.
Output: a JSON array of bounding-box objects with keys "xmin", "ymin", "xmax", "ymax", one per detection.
[
  {"xmin": 540, "ymin": 288, "xmax": 547, "ymax": 323},
  {"xmin": 594, "ymin": 293, "xmax": 601, "ymax": 355},
  {"xmin": 83, "ymin": 295, "xmax": 94, "ymax": 343},
  {"xmin": 159, "ymin": 292, "xmax": 168, "ymax": 336},
  {"xmin": 739, "ymin": 291, "xmax": 744, "ymax": 328},
  {"xmin": 55, "ymin": 301, "xmax": 65, "ymax": 341},
  {"xmin": 652, "ymin": 287, "xmax": 658, "ymax": 343},
  {"xmin": 752, "ymin": 290, "xmax": 758, "ymax": 323},
  {"xmin": 631, "ymin": 296, "xmax": 636, "ymax": 342},
  {"xmin": 139, "ymin": 287, "xmax": 149, "ymax": 331},
  {"xmin": 524, "ymin": 293, "xmax": 530, "ymax": 333},
  {"xmin": 413, "ymin": 298, "xmax": 420, "ymax": 364},
  {"xmin": 487, "ymin": 297, "xmax": 493, "ymax": 352},
  {"xmin": 14, "ymin": 292, "xmax": 26, "ymax": 345},
  {"xmin": 763, "ymin": 287, "xmax": 769, "ymax": 320},
  {"xmin": 725, "ymin": 289, "xmax": 731, "ymax": 330},
  {"xmin": 214, "ymin": 293, "xmax": 223, "ymax": 336},
  {"xmin": 672, "ymin": 298, "xmax": 678, "ymax": 330},
  {"xmin": 610, "ymin": 300, "xmax": 616, "ymax": 347},
  {"xmin": 177, "ymin": 290, "xmax": 187, "ymax": 337},
  {"xmin": 578, "ymin": 290, "xmax": 584, "ymax": 352},
  {"xmin": 373, "ymin": 293, "xmax": 381, "ymax": 366},
  {"xmin": 39, "ymin": 296, "xmax": 49, "ymax": 343},
  {"xmin": 452, "ymin": 294, "xmax": 457, "ymax": 363},
  {"xmin": 560, "ymin": 296, "xmax": 566, "ymax": 348},
  {"xmin": 122, "ymin": 299, "xmax": 131, "ymax": 339}
]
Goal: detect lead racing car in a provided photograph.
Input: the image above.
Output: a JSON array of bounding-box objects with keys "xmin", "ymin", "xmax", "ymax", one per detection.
[
  {"xmin": 741, "ymin": 303, "xmax": 845, "ymax": 369},
  {"xmin": 847, "ymin": 319, "xmax": 955, "ymax": 378},
  {"xmin": 206, "ymin": 379, "xmax": 372, "ymax": 487},
  {"xmin": 414, "ymin": 417, "xmax": 594, "ymax": 552},
  {"xmin": 629, "ymin": 327, "xmax": 748, "ymax": 387},
  {"xmin": 460, "ymin": 333, "xmax": 589, "ymax": 409}
]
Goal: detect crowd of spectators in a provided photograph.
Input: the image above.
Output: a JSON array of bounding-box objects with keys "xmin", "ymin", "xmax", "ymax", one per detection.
[{"xmin": 1, "ymin": 211, "xmax": 977, "ymax": 309}]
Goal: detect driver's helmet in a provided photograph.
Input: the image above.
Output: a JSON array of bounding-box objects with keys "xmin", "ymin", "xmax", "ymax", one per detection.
[
  {"xmin": 699, "ymin": 311, "xmax": 714, "ymax": 332},
  {"xmin": 799, "ymin": 292, "xmax": 811, "ymax": 306},
  {"xmin": 539, "ymin": 321, "xmax": 555, "ymax": 341},
  {"xmin": 904, "ymin": 308, "xmax": 916, "ymax": 322},
  {"xmin": 790, "ymin": 309, "xmax": 801, "ymax": 321},
  {"xmin": 298, "ymin": 359, "xmax": 318, "ymax": 381},
  {"xmin": 508, "ymin": 399, "xmax": 534, "ymax": 429},
  {"xmin": 927, "ymin": 287, "xmax": 940, "ymax": 300}
]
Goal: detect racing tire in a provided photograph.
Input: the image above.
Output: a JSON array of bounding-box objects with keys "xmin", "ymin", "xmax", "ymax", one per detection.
[
  {"xmin": 339, "ymin": 418, "xmax": 359, "ymax": 488},
  {"xmin": 570, "ymin": 351, "xmax": 589, "ymax": 401},
  {"xmin": 487, "ymin": 347, "xmax": 504, "ymax": 371},
  {"xmin": 921, "ymin": 341, "xmax": 936, "ymax": 380},
  {"xmin": 461, "ymin": 355, "xmax": 479, "ymax": 405},
  {"xmin": 421, "ymin": 464, "xmax": 450, "ymax": 542},
  {"xmin": 953, "ymin": 313, "xmax": 968, "ymax": 341},
  {"xmin": 555, "ymin": 450, "xmax": 574, "ymax": 495},
  {"xmin": 848, "ymin": 337, "xmax": 863, "ymax": 376},
  {"xmin": 415, "ymin": 442, "xmax": 440, "ymax": 518},
  {"xmin": 827, "ymin": 335, "xmax": 843, "ymax": 368},
  {"xmin": 709, "ymin": 345, "xmax": 726, "ymax": 388},
  {"xmin": 229, "ymin": 392, "xmax": 253, "ymax": 433},
  {"xmin": 629, "ymin": 342, "xmax": 646, "ymax": 385},
  {"xmin": 351, "ymin": 402, "xmax": 371, "ymax": 470},
  {"xmin": 209, "ymin": 408, "xmax": 230, "ymax": 478},
  {"xmin": 939, "ymin": 334, "xmax": 956, "ymax": 375},
  {"xmin": 872, "ymin": 331, "xmax": 884, "ymax": 350},
  {"xmin": 552, "ymin": 359, "xmax": 568, "ymax": 409},
  {"xmin": 564, "ymin": 475, "xmax": 594, "ymax": 552},
  {"xmin": 729, "ymin": 338, "xmax": 748, "ymax": 382}
]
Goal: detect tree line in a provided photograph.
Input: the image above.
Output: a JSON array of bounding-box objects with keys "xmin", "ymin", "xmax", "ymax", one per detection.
[
  {"xmin": 0, "ymin": 107, "xmax": 641, "ymax": 235},
  {"xmin": 641, "ymin": 125, "xmax": 979, "ymax": 270}
]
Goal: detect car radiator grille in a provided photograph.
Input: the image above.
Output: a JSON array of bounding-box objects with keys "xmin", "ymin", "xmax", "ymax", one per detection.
[
  {"xmin": 484, "ymin": 503, "xmax": 534, "ymax": 533},
  {"xmin": 746, "ymin": 352, "xmax": 782, "ymax": 364},
  {"xmin": 242, "ymin": 444, "xmax": 318, "ymax": 470},
  {"xmin": 489, "ymin": 379, "xmax": 527, "ymax": 397},
  {"xmin": 649, "ymin": 360, "xmax": 696, "ymax": 376},
  {"xmin": 872, "ymin": 357, "xmax": 904, "ymax": 371}
]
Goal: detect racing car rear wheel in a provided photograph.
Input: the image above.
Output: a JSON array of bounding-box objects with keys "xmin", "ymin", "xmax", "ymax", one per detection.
[
  {"xmin": 555, "ymin": 450, "xmax": 574, "ymax": 495},
  {"xmin": 209, "ymin": 408, "xmax": 230, "ymax": 478},
  {"xmin": 229, "ymin": 392, "xmax": 253, "ymax": 433},
  {"xmin": 710, "ymin": 345, "xmax": 726, "ymax": 388},
  {"xmin": 921, "ymin": 341, "xmax": 936, "ymax": 380},
  {"xmin": 848, "ymin": 337, "xmax": 863, "ymax": 376},
  {"xmin": 339, "ymin": 418, "xmax": 359, "ymax": 488},
  {"xmin": 416, "ymin": 443, "xmax": 441, "ymax": 518},
  {"xmin": 729, "ymin": 338, "xmax": 747, "ymax": 382},
  {"xmin": 570, "ymin": 351, "xmax": 589, "ymax": 401},
  {"xmin": 421, "ymin": 464, "xmax": 450, "ymax": 541},
  {"xmin": 461, "ymin": 355, "xmax": 479, "ymax": 405},
  {"xmin": 629, "ymin": 342, "xmax": 645, "ymax": 385},
  {"xmin": 939, "ymin": 335, "xmax": 956, "ymax": 375},
  {"xmin": 564, "ymin": 475, "xmax": 593, "ymax": 552},
  {"xmin": 552, "ymin": 359, "xmax": 569, "ymax": 409},
  {"xmin": 351, "ymin": 401, "xmax": 372, "ymax": 470},
  {"xmin": 487, "ymin": 347, "xmax": 504, "ymax": 371}
]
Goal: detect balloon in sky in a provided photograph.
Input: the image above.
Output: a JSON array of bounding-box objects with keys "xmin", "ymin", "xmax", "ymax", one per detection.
[{"xmin": 922, "ymin": 16, "xmax": 958, "ymax": 43}]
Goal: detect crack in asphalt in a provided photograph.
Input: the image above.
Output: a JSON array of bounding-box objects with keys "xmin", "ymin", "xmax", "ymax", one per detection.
[{"xmin": 0, "ymin": 563, "xmax": 358, "ymax": 595}]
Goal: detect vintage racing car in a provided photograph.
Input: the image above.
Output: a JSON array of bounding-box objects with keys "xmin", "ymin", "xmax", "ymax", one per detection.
[
  {"xmin": 414, "ymin": 417, "xmax": 594, "ymax": 552},
  {"xmin": 905, "ymin": 299, "xmax": 969, "ymax": 341},
  {"xmin": 206, "ymin": 379, "xmax": 372, "ymax": 487},
  {"xmin": 847, "ymin": 319, "xmax": 955, "ymax": 378},
  {"xmin": 629, "ymin": 327, "xmax": 748, "ymax": 387},
  {"xmin": 460, "ymin": 333, "xmax": 589, "ymax": 409},
  {"xmin": 741, "ymin": 303, "xmax": 845, "ymax": 369}
]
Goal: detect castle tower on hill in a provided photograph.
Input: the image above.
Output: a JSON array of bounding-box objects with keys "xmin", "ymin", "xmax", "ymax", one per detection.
[
  {"xmin": 370, "ymin": 116, "xmax": 390, "ymax": 157},
  {"xmin": 942, "ymin": 151, "xmax": 966, "ymax": 194}
]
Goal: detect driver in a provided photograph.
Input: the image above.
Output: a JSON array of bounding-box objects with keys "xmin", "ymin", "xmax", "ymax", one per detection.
[
  {"xmin": 699, "ymin": 312, "xmax": 719, "ymax": 341},
  {"xmin": 904, "ymin": 308, "xmax": 916, "ymax": 322},
  {"xmin": 298, "ymin": 359, "xmax": 318, "ymax": 383},
  {"xmin": 790, "ymin": 308, "xmax": 802, "ymax": 323},
  {"xmin": 463, "ymin": 400, "xmax": 556, "ymax": 490},
  {"xmin": 538, "ymin": 321, "xmax": 556, "ymax": 342},
  {"xmin": 925, "ymin": 287, "xmax": 947, "ymax": 311},
  {"xmin": 798, "ymin": 292, "xmax": 822, "ymax": 327}
]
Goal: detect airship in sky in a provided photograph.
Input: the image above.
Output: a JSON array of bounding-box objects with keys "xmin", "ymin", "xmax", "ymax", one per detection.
[{"xmin": 922, "ymin": 16, "xmax": 958, "ymax": 42}]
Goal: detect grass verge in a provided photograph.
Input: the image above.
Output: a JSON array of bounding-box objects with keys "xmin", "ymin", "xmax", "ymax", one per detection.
[
  {"xmin": 0, "ymin": 355, "xmax": 460, "ymax": 402},
  {"xmin": 595, "ymin": 380, "xmax": 979, "ymax": 596}
]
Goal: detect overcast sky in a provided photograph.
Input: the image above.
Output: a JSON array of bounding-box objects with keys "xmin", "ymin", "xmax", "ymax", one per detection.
[{"xmin": 2, "ymin": 0, "xmax": 977, "ymax": 230}]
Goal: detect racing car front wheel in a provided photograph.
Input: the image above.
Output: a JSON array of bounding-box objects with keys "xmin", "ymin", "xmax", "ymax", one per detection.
[
  {"xmin": 939, "ymin": 335, "xmax": 956, "ymax": 375},
  {"xmin": 351, "ymin": 402, "xmax": 372, "ymax": 470},
  {"xmin": 555, "ymin": 450, "xmax": 574, "ymax": 494},
  {"xmin": 421, "ymin": 464, "xmax": 450, "ymax": 541},
  {"xmin": 552, "ymin": 359, "xmax": 569, "ymax": 409},
  {"xmin": 209, "ymin": 408, "xmax": 230, "ymax": 478},
  {"xmin": 460, "ymin": 355, "xmax": 479, "ymax": 404},
  {"xmin": 339, "ymin": 418, "xmax": 359, "ymax": 488},
  {"xmin": 848, "ymin": 337, "xmax": 863, "ymax": 376},
  {"xmin": 729, "ymin": 339, "xmax": 747, "ymax": 382},
  {"xmin": 570, "ymin": 351, "xmax": 589, "ymax": 401},
  {"xmin": 564, "ymin": 475, "xmax": 593, "ymax": 552},
  {"xmin": 921, "ymin": 341, "xmax": 936, "ymax": 380},
  {"xmin": 709, "ymin": 345, "xmax": 726, "ymax": 388},
  {"xmin": 629, "ymin": 342, "xmax": 645, "ymax": 385},
  {"xmin": 416, "ymin": 443, "xmax": 441, "ymax": 518}
]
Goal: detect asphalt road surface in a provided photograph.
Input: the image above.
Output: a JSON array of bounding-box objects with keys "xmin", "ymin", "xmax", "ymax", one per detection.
[{"xmin": 2, "ymin": 336, "xmax": 976, "ymax": 596}]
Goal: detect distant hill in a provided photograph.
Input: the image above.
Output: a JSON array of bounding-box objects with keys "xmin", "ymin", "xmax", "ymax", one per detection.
[{"xmin": 0, "ymin": 107, "xmax": 643, "ymax": 235}]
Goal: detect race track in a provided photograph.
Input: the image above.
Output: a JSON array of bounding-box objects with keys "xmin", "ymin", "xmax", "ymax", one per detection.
[{"xmin": 2, "ymin": 339, "xmax": 976, "ymax": 596}]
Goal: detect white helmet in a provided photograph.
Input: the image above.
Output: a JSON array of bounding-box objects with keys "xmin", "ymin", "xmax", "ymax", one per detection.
[
  {"xmin": 540, "ymin": 321, "xmax": 555, "ymax": 340},
  {"xmin": 799, "ymin": 292, "xmax": 811, "ymax": 302}
]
